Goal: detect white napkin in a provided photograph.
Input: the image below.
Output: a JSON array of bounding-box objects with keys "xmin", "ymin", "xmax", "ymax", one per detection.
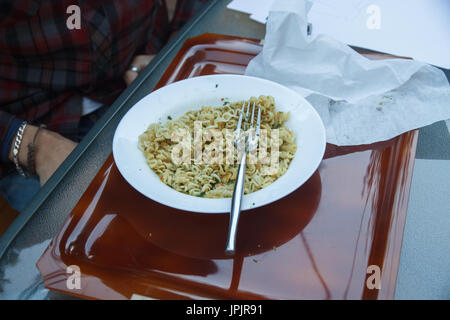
[{"xmin": 245, "ymin": 0, "xmax": 450, "ymax": 146}]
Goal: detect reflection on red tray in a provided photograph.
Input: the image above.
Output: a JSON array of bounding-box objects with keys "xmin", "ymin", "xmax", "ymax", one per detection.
[{"xmin": 37, "ymin": 34, "xmax": 418, "ymax": 300}]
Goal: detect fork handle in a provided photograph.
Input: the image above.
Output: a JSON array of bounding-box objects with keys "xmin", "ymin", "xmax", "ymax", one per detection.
[{"xmin": 225, "ymin": 151, "xmax": 247, "ymax": 255}]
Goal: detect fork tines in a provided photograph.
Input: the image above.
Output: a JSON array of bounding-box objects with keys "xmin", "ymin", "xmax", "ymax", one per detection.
[{"xmin": 234, "ymin": 99, "xmax": 261, "ymax": 150}]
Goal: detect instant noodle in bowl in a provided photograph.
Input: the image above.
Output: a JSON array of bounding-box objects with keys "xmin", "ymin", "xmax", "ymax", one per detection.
[
  {"xmin": 112, "ymin": 74, "xmax": 326, "ymax": 213},
  {"xmin": 138, "ymin": 96, "xmax": 297, "ymax": 198}
]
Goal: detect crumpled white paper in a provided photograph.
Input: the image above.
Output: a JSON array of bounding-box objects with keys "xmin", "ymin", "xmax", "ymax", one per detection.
[{"xmin": 245, "ymin": 0, "xmax": 450, "ymax": 146}]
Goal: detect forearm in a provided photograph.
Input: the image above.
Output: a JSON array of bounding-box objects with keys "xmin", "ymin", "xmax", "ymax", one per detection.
[{"xmin": 7, "ymin": 124, "xmax": 77, "ymax": 185}]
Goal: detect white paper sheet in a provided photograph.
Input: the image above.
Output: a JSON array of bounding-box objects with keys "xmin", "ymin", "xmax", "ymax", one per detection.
[
  {"xmin": 227, "ymin": 0, "xmax": 450, "ymax": 69},
  {"xmin": 245, "ymin": 0, "xmax": 450, "ymax": 146}
]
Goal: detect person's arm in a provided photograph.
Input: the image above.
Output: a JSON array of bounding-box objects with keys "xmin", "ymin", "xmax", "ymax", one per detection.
[
  {"xmin": 123, "ymin": 0, "xmax": 210, "ymax": 86},
  {"xmin": 0, "ymin": 0, "xmax": 40, "ymax": 25},
  {"xmin": 6, "ymin": 122, "xmax": 77, "ymax": 186},
  {"xmin": 170, "ymin": 0, "xmax": 210, "ymax": 31},
  {"xmin": 1, "ymin": 110, "xmax": 76, "ymax": 186}
]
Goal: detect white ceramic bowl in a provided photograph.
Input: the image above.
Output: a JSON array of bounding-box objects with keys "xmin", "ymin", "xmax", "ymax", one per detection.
[{"xmin": 112, "ymin": 74, "xmax": 326, "ymax": 213}]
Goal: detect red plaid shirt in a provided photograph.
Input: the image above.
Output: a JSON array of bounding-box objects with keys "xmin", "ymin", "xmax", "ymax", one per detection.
[{"xmin": 0, "ymin": 0, "xmax": 208, "ymax": 166}]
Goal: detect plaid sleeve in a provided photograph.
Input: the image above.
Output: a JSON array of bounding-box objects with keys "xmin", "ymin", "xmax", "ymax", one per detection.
[
  {"xmin": 142, "ymin": 0, "xmax": 171, "ymax": 55},
  {"xmin": 142, "ymin": 0, "xmax": 209, "ymax": 54},
  {"xmin": 170, "ymin": 0, "xmax": 210, "ymax": 32},
  {"xmin": 0, "ymin": 0, "xmax": 39, "ymax": 23}
]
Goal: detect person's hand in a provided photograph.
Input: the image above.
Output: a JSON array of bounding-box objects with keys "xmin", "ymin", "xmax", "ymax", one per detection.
[
  {"xmin": 9, "ymin": 125, "xmax": 77, "ymax": 186},
  {"xmin": 123, "ymin": 54, "xmax": 156, "ymax": 86}
]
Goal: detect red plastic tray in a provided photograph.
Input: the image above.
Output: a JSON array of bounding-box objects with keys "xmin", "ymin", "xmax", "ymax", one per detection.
[{"xmin": 37, "ymin": 34, "xmax": 418, "ymax": 300}]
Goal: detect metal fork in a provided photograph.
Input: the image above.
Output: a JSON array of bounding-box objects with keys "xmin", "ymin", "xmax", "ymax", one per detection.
[{"xmin": 225, "ymin": 100, "xmax": 261, "ymax": 255}]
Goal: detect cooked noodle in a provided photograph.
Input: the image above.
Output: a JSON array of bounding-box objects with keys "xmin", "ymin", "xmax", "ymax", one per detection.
[{"xmin": 138, "ymin": 95, "xmax": 296, "ymax": 198}]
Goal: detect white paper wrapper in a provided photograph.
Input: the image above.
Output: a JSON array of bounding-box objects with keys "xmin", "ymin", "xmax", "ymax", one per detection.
[{"xmin": 245, "ymin": 0, "xmax": 450, "ymax": 146}]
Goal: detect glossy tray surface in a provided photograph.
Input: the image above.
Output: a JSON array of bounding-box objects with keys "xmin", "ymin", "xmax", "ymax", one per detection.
[{"xmin": 37, "ymin": 34, "xmax": 418, "ymax": 300}]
